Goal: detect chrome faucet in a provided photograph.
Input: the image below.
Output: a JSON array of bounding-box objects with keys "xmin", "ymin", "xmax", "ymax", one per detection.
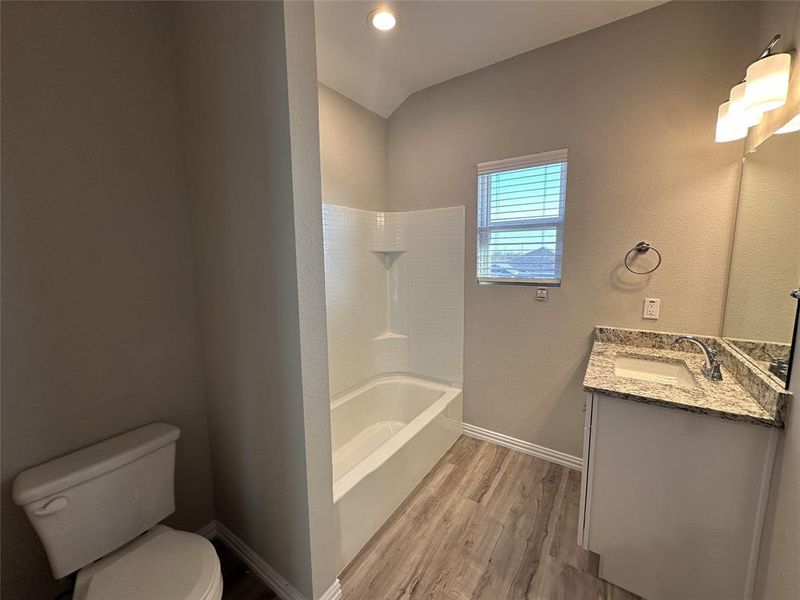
[{"xmin": 673, "ymin": 336, "xmax": 723, "ymax": 381}]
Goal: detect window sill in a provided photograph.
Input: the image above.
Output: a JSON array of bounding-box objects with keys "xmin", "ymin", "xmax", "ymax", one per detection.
[{"xmin": 477, "ymin": 278, "xmax": 561, "ymax": 287}]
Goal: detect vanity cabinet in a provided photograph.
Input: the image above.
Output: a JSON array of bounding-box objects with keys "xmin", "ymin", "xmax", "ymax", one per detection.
[{"xmin": 579, "ymin": 392, "xmax": 778, "ymax": 600}]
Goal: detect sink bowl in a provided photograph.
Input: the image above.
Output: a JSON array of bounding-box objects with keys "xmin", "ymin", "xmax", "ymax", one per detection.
[{"xmin": 614, "ymin": 356, "xmax": 697, "ymax": 388}]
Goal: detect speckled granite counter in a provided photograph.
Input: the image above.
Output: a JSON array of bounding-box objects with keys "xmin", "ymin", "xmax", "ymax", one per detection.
[
  {"xmin": 583, "ymin": 327, "xmax": 790, "ymax": 428},
  {"xmin": 724, "ymin": 337, "xmax": 791, "ymax": 386}
]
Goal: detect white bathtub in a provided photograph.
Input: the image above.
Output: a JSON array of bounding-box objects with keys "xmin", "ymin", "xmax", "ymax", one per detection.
[{"xmin": 331, "ymin": 374, "xmax": 462, "ymax": 572}]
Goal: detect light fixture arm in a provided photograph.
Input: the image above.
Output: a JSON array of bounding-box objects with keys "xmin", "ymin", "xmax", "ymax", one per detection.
[
  {"xmin": 757, "ymin": 34, "xmax": 781, "ymax": 61},
  {"xmin": 733, "ymin": 34, "xmax": 782, "ymax": 86}
]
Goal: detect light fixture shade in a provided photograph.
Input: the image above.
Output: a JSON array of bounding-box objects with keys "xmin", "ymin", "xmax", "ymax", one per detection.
[
  {"xmin": 776, "ymin": 113, "xmax": 800, "ymax": 134},
  {"xmin": 744, "ymin": 53, "xmax": 791, "ymax": 114},
  {"xmin": 729, "ymin": 82, "xmax": 763, "ymax": 127},
  {"xmin": 715, "ymin": 101, "xmax": 747, "ymax": 143}
]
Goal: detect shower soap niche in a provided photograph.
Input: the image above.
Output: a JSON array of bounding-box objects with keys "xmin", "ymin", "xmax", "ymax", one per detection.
[
  {"xmin": 372, "ymin": 250, "xmax": 404, "ymax": 270},
  {"xmin": 372, "ymin": 332, "xmax": 409, "ymax": 342},
  {"xmin": 370, "ymin": 332, "xmax": 410, "ymax": 373}
]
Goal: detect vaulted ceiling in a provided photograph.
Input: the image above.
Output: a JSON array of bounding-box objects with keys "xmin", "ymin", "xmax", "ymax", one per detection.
[{"xmin": 315, "ymin": 0, "xmax": 665, "ymax": 117}]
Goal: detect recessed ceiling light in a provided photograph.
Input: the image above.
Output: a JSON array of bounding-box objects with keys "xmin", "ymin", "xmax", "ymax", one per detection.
[{"xmin": 368, "ymin": 8, "xmax": 397, "ymax": 32}]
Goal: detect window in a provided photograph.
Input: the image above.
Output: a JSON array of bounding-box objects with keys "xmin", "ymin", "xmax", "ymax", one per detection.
[{"xmin": 477, "ymin": 149, "xmax": 568, "ymax": 285}]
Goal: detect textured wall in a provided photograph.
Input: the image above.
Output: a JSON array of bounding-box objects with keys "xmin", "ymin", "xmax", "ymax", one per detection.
[
  {"xmin": 173, "ymin": 2, "xmax": 335, "ymax": 597},
  {"xmin": 756, "ymin": 344, "xmax": 800, "ymax": 600},
  {"xmin": 318, "ymin": 84, "xmax": 388, "ymax": 211},
  {"xmin": 386, "ymin": 1, "xmax": 760, "ymax": 456},
  {"xmin": 756, "ymin": 346, "xmax": 800, "ymax": 600},
  {"xmin": 283, "ymin": 3, "xmax": 339, "ymax": 595},
  {"xmin": 724, "ymin": 132, "xmax": 800, "ymax": 344},
  {"xmin": 1, "ymin": 3, "xmax": 216, "ymax": 598}
]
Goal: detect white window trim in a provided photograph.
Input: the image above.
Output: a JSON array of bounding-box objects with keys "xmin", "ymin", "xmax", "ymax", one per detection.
[
  {"xmin": 477, "ymin": 148, "xmax": 568, "ymax": 175},
  {"xmin": 476, "ymin": 148, "xmax": 568, "ymax": 286}
]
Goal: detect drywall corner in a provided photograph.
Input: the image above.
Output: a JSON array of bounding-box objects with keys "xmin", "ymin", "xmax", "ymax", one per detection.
[
  {"xmin": 284, "ymin": 1, "xmax": 338, "ymax": 598},
  {"xmin": 172, "ymin": 1, "xmax": 334, "ymax": 598}
]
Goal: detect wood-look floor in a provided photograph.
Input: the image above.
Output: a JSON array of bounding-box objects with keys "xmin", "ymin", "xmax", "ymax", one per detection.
[{"xmin": 341, "ymin": 436, "xmax": 642, "ymax": 600}]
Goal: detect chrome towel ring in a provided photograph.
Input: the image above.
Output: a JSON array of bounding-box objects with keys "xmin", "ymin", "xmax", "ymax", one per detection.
[{"xmin": 624, "ymin": 241, "xmax": 662, "ymax": 275}]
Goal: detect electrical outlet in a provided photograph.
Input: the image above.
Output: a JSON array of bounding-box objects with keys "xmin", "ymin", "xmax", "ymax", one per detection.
[{"xmin": 643, "ymin": 298, "xmax": 660, "ymax": 320}]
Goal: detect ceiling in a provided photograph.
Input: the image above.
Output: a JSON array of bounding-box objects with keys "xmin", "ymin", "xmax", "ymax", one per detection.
[{"xmin": 315, "ymin": 0, "xmax": 664, "ymax": 117}]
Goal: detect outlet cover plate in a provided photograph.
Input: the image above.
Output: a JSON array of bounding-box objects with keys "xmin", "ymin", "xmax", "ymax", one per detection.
[{"xmin": 643, "ymin": 298, "xmax": 660, "ymax": 320}]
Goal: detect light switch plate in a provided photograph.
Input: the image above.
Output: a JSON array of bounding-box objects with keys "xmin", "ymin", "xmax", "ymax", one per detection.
[
  {"xmin": 536, "ymin": 287, "xmax": 548, "ymax": 301},
  {"xmin": 643, "ymin": 298, "xmax": 660, "ymax": 319}
]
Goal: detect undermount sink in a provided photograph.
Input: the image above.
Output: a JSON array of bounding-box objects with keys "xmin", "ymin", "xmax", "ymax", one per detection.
[{"xmin": 614, "ymin": 356, "xmax": 697, "ymax": 388}]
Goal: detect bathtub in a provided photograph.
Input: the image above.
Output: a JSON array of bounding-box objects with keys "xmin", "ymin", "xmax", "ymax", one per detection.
[{"xmin": 331, "ymin": 374, "xmax": 463, "ymax": 572}]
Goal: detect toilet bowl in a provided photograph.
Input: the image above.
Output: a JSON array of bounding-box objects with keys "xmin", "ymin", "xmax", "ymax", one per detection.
[
  {"xmin": 73, "ymin": 526, "xmax": 222, "ymax": 600},
  {"xmin": 12, "ymin": 423, "xmax": 222, "ymax": 600}
]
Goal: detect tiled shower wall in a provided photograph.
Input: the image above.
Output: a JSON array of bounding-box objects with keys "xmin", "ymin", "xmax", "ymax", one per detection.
[
  {"xmin": 406, "ymin": 209, "xmax": 465, "ymax": 384},
  {"xmin": 321, "ymin": 206, "xmax": 388, "ymax": 394},
  {"xmin": 322, "ymin": 204, "xmax": 464, "ymax": 396}
]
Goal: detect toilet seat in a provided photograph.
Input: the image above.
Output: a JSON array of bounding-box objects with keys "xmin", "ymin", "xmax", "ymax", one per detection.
[{"xmin": 73, "ymin": 526, "xmax": 222, "ymax": 600}]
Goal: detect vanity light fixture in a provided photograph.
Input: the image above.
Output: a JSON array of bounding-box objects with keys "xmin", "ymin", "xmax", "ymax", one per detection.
[
  {"xmin": 715, "ymin": 34, "xmax": 791, "ymax": 143},
  {"xmin": 776, "ymin": 113, "xmax": 800, "ymax": 134},
  {"xmin": 744, "ymin": 48, "xmax": 791, "ymax": 115},
  {"xmin": 729, "ymin": 82, "xmax": 763, "ymax": 127},
  {"xmin": 368, "ymin": 7, "xmax": 397, "ymax": 32},
  {"xmin": 715, "ymin": 100, "xmax": 748, "ymax": 142}
]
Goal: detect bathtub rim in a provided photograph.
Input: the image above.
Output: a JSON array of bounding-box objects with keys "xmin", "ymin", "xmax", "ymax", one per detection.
[
  {"xmin": 330, "ymin": 373, "xmax": 459, "ymax": 410},
  {"xmin": 331, "ymin": 373, "xmax": 462, "ymax": 502}
]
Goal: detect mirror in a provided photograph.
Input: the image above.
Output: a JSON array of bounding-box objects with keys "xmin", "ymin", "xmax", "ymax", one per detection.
[{"xmin": 723, "ymin": 128, "xmax": 800, "ymax": 388}]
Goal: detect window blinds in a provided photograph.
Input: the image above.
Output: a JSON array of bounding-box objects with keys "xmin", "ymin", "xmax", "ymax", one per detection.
[{"xmin": 476, "ymin": 148, "xmax": 568, "ymax": 285}]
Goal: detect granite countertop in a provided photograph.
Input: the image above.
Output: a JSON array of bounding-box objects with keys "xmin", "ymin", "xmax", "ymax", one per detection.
[{"xmin": 583, "ymin": 327, "xmax": 790, "ymax": 428}]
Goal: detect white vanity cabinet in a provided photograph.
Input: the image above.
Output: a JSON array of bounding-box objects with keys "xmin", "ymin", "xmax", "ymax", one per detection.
[{"xmin": 578, "ymin": 392, "xmax": 778, "ymax": 600}]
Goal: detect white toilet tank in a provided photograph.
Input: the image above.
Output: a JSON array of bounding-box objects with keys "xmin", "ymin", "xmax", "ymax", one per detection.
[{"xmin": 12, "ymin": 423, "xmax": 180, "ymax": 579}]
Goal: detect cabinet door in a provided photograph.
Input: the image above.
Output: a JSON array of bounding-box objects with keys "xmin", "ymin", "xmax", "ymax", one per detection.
[{"xmin": 585, "ymin": 394, "xmax": 776, "ymax": 600}]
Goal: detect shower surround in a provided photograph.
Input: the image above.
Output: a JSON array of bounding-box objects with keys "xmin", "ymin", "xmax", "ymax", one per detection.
[{"xmin": 322, "ymin": 204, "xmax": 465, "ymax": 572}]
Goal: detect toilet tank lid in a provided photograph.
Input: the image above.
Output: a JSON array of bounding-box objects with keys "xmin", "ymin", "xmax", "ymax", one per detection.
[{"xmin": 13, "ymin": 423, "xmax": 180, "ymax": 506}]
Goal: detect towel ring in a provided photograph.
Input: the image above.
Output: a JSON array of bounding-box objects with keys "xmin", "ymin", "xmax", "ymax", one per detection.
[{"xmin": 624, "ymin": 241, "xmax": 662, "ymax": 275}]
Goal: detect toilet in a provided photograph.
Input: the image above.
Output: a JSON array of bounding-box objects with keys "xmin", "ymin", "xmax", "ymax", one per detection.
[{"xmin": 12, "ymin": 423, "xmax": 222, "ymax": 600}]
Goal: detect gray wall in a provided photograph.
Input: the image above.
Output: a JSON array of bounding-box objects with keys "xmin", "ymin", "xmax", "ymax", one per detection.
[
  {"xmin": 385, "ymin": 1, "xmax": 760, "ymax": 457},
  {"xmin": 754, "ymin": 4, "xmax": 800, "ymax": 597},
  {"xmin": 318, "ymin": 84, "xmax": 388, "ymax": 210},
  {"xmin": 1, "ymin": 3, "xmax": 216, "ymax": 598},
  {"xmin": 173, "ymin": 2, "xmax": 335, "ymax": 597},
  {"xmin": 284, "ymin": 3, "xmax": 339, "ymax": 596},
  {"xmin": 757, "ymin": 344, "xmax": 800, "ymax": 600}
]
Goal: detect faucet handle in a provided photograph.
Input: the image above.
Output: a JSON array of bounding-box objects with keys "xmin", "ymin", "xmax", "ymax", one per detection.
[
  {"xmin": 703, "ymin": 363, "xmax": 723, "ymax": 381},
  {"xmin": 702, "ymin": 355, "xmax": 723, "ymax": 381}
]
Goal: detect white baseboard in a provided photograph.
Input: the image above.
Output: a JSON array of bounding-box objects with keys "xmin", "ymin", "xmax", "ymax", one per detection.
[
  {"xmin": 318, "ymin": 579, "xmax": 343, "ymax": 600},
  {"xmin": 195, "ymin": 520, "xmax": 217, "ymax": 539},
  {"xmin": 197, "ymin": 519, "xmax": 341, "ymax": 600},
  {"xmin": 215, "ymin": 521, "xmax": 307, "ymax": 600},
  {"xmin": 461, "ymin": 422, "xmax": 583, "ymax": 471}
]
